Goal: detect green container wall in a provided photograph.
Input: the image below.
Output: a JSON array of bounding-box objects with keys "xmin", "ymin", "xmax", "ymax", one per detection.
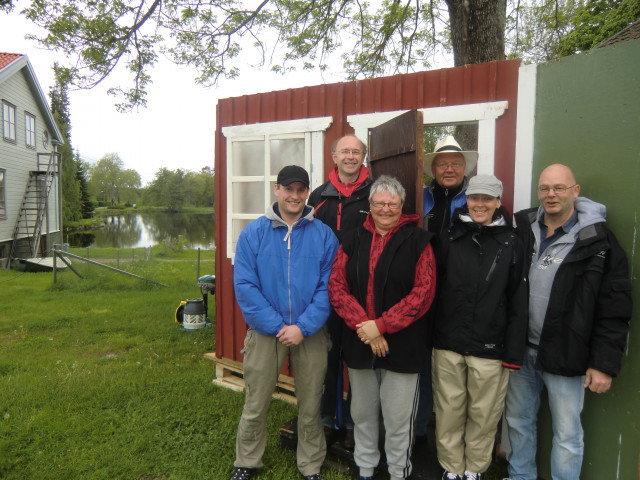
[{"xmin": 532, "ymin": 39, "xmax": 640, "ymax": 479}]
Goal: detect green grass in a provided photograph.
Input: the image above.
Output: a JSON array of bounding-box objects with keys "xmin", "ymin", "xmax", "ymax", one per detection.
[
  {"xmin": 0, "ymin": 258, "xmax": 305, "ymax": 480},
  {"xmin": 0, "ymin": 255, "xmax": 507, "ymax": 480}
]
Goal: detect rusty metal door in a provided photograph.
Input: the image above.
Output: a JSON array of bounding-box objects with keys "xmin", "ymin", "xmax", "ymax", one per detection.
[{"xmin": 368, "ymin": 109, "xmax": 424, "ymax": 226}]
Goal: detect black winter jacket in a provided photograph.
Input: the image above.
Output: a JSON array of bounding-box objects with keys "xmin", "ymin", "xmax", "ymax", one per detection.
[
  {"xmin": 515, "ymin": 207, "xmax": 632, "ymax": 377},
  {"xmin": 433, "ymin": 207, "xmax": 528, "ymax": 367},
  {"xmin": 308, "ymin": 176, "xmax": 372, "ymax": 242}
]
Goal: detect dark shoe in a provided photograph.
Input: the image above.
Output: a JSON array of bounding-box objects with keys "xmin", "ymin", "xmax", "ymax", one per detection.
[
  {"xmin": 342, "ymin": 427, "xmax": 355, "ymax": 450},
  {"xmin": 303, "ymin": 474, "xmax": 324, "ymax": 480},
  {"xmin": 323, "ymin": 426, "xmax": 335, "ymax": 445},
  {"xmin": 229, "ymin": 467, "xmax": 257, "ymax": 480}
]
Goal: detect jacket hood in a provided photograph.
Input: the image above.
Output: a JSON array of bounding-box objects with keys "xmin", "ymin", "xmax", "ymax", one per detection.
[
  {"xmin": 265, "ymin": 202, "xmax": 315, "ymax": 228},
  {"xmin": 457, "ymin": 213, "xmax": 507, "ymax": 228},
  {"xmin": 535, "ymin": 196, "xmax": 606, "ymax": 236},
  {"xmin": 455, "ymin": 204, "xmax": 510, "ymax": 228}
]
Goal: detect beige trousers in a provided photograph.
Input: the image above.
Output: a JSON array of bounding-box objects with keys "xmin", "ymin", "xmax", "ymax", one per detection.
[
  {"xmin": 432, "ymin": 348, "xmax": 509, "ymax": 475},
  {"xmin": 234, "ymin": 327, "xmax": 330, "ymax": 476}
]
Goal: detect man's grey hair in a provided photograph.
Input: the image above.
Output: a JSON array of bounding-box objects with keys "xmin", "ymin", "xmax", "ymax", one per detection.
[{"xmin": 369, "ymin": 175, "xmax": 406, "ymax": 202}]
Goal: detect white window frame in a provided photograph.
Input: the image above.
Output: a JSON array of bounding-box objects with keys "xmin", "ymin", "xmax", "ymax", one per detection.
[
  {"xmin": 2, "ymin": 101, "xmax": 16, "ymax": 142},
  {"xmin": 0, "ymin": 169, "xmax": 6, "ymax": 218},
  {"xmin": 25, "ymin": 112, "xmax": 36, "ymax": 149},
  {"xmin": 222, "ymin": 116, "xmax": 333, "ymax": 260},
  {"xmin": 348, "ymin": 102, "xmax": 509, "ymax": 176}
]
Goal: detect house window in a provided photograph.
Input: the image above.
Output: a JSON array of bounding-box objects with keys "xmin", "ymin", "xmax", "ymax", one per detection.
[
  {"xmin": 0, "ymin": 169, "xmax": 6, "ymax": 218},
  {"xmin": 25, "ymin": 112, "xmax": 36, "ymax": 148},
  {"xmin": 2, "ymin": 101, "xmax": 16, "ymax": 142},
  {"xmin": 222, "ymin": 116, "xmax": 332, "ymax": 259}
]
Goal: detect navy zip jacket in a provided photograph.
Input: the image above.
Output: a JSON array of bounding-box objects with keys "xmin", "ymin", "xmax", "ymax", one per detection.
[{"xmin": 433, "ymin": 206, "xmax": 528, "ymax": 368}]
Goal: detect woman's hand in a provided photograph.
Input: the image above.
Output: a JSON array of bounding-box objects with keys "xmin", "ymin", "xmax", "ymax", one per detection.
[
  {"xmin": 356, "ymin": 320, "xmax": 381, "ymax": 344},
  {"xmin": 369, "ymin": 336, "xmax": 389, "ymax": 357}
]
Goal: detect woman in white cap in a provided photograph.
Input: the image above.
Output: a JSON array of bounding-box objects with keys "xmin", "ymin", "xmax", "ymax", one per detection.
[{"xmin": 431, "ymin": 174, "xmax": 528, "ymax": 480}]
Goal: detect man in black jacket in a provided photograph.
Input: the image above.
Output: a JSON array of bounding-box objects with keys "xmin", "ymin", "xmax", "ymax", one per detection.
[
  {"xmin": 504, "ymin": 164, "xmax": 632, "ymax": 480},
  {"xmin": 308, "ymin": 134, "xmax": 372, "ymax": 449}
]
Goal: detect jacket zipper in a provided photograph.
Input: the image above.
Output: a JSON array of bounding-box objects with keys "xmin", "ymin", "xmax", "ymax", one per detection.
[
  {"xmin": 485, "ymin": 247, "xmax": 503, "ymax": 282},
  {"xmin": 284, "ymin": 224, "xmax": 293, "ymax": 325}
]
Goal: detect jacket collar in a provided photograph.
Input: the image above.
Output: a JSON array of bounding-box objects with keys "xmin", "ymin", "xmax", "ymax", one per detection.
[
  {"xmin": 328, "ymin": 166, "xmax": 371, "ymax": 197},
  {"xmin": 363, "ymin": 212, "xmax": 419, "ymax": 237}
]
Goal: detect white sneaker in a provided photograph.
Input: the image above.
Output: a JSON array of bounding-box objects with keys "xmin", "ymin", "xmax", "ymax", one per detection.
[
  {"xmin": 442, "ymin": 472, "xmax": 461, "ymax": 480},
  {"xmin": 464, "ymin": 472, "xmax": 483, "ymax": 480}
]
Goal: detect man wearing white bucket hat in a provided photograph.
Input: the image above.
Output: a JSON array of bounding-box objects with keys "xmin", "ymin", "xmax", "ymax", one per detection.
[
  {"xmin": 422, "ymin": 135, "xmax": 478, "ymax": 235},
  {"xmin": 414, "ymin": 135, "xmax": 479, "ymax": 446}
]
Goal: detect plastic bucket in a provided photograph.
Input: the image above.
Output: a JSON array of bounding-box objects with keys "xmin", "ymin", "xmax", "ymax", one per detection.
[{"xmin": 183, "ymin": 299, "xmax": 206, "ymax": 330}]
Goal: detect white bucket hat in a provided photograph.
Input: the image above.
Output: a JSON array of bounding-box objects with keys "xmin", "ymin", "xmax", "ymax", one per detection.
[{"xmin": 424, "ymin": 135, "xmax": 478, "ymax": 176}]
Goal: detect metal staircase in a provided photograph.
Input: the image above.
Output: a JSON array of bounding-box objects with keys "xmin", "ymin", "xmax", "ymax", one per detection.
[{"xmin": 6, "ymin": 152, "xmax": 59, "ymax": 269}]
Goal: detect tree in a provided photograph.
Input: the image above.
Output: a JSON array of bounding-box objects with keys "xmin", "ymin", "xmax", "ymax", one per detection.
[
  {"xmin": 7, "ymin": 0, "xmax": 637, "ymax": 112},
  {"xmin": 88, "ymin": 153, "xmax": 139, "ymax": 206},
  {"xmin": 49, "ymin": 68, "xmax": 82, "ymax": 223},
  {"xmin": 119, "ymin": 169, "xmax": 142, "ymax": 205},
  {"xmin": 142, "ymin": 168, "xmax": 186, "ymax": 211},
  {"xmin": 505, "ymin": 0, "xmax": 581, "ymax": 63},
  {"xmin": 8, "ymin": 0, "xmax": 508, "ymax": 111},
  {"xmin": 556, "ymin": 0, "xmax": 640, "ymax": 56},
  {"xmin": 75, "ymin": 154, "xmax": 95, "ymax": 218}
]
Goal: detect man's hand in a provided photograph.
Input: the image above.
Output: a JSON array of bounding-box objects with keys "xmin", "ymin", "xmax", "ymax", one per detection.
[
  {"xmin": 276, "ymin": 325, "xmax": 304, "ymax": 347},
  {"xmin": 584, "ymin": 368, "xmax": 612, "ymax": 394},
  {"xmin": 356, "ymin": 320, "xmax": 381, "ymax": 344}
]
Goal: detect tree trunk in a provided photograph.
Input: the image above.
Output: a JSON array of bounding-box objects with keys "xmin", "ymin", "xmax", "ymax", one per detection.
[{"xmin": 445, "ymin": 0, "xmax": 507, "ymax": 66}]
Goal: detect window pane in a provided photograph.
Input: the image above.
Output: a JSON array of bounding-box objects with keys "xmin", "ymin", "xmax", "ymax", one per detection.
[
  {"xmin": 25, "ymin": 114, "xmax": 36, "ymax": 147},
  {"xmin": 270, "ymin": 138, "xmax": 304, "ymax": 175},
  {"xmin": 232, "ymin": 218, "xmax": 254, "ymax": 250},
  {"xmin": 232, "ymin": 141, "xmax": 264, "ymax": 176},
  {"xmin": 269, "ymin": 186, "xmax": 277, "ymax": 206},
  {"xmin": 232, "ymin": 182, "xmax": 264, "ymax": 214}
]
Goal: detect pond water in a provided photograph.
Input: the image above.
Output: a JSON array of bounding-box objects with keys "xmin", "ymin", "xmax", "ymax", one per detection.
[{"xmin": 66, "ymin": 212, "xmax": 215, "ymax": 249}]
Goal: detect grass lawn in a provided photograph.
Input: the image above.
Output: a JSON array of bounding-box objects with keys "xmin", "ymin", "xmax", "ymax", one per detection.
[{"xmin": 0, "ymin": 252, "xmax": 507, "ymax": 480}]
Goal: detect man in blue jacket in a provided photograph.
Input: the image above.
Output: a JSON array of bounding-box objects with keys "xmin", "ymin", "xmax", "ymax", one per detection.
[
  {"xmin": 230, "ymin": 165, "xmax": 339, "ymax": 480},
  {"xmin": 504, "ymin": 164, "xmax": 632, "ymax": 480}
]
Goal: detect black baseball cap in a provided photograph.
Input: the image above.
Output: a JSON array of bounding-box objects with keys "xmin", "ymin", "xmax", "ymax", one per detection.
[{"xmin": 276, "ymin": 165, "xmax": 310, "ymax": 188}]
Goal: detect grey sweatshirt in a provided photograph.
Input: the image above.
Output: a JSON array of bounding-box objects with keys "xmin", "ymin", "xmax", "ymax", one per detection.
[{"xmin": 527, "ymin": 197, "xmax": 607, "ymax": 345}]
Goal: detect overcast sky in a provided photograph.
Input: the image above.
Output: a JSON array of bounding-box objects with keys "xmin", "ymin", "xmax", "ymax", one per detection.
[{"xmin": 0, "ymin": 9, "xmax": 343, "ymax": 185}]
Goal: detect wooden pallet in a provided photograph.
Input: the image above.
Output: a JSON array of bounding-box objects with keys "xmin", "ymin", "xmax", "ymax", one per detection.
[{"xmin": 204, "ymin": 353, "xmax": 297, "ymax": 404}]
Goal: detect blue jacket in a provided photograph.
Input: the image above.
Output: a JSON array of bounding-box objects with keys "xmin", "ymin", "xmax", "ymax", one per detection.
[
  {"xmin": 234, "ymin": 204, "xmax": 339, "ymax": 337},
  {"xmin": 422, "ymin": 177, "xmax": 468, "ymax": 231}
]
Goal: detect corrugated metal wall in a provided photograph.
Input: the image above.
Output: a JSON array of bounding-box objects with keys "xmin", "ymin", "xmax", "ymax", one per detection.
[{"xmin": 214, "ymin": 59, "xmax": 521, "ymax": 363}]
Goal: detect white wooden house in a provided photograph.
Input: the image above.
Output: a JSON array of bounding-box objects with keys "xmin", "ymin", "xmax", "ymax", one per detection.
[{"xmin": 0, "ymin": 52, "xmax": 63, "ymax": 268}]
